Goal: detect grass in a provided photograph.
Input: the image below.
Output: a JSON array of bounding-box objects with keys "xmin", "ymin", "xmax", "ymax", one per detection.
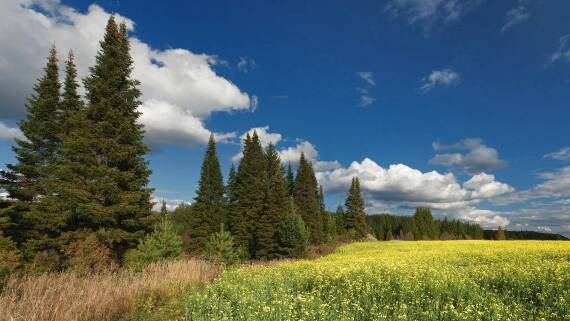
[
  {"xmin": 138, "ymin": 241, "xmax": 570, "ymax": 321},
  {"xmin": 0, "ymin": 259, "xmax": 218, "ymax": 321}
]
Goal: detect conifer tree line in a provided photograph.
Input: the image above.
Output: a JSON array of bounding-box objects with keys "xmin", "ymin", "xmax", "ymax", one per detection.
[
  {"xmin": 366, "ymin": 208, "xmax": 485, "ymax": 241},
  {"xmin": 172, "ymin": 132, "xmax": 369, "ymax": 259},
  {"xmin": 0, "ymin": 16, "xmax": 155, "ymax": 272}
]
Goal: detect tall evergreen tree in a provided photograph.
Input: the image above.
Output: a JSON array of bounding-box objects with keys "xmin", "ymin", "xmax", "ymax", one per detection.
[
  {"xmin": 226, "ymin": 164, "xmax": 237, "ymax": 226},
  {"xmin": 412, "ymin": 208, "xmax": 439, "ymax": 240},
  {"xmin": 188, "ymin": 134, "xmax": 226, "ymax": 253},
  {"xmin": 1, "ymin": 47, "xmax": 60, "ymax": 204},
  {"xmin": 335, "ymin": 205, "xmax": 346, "ymax": 234},
  {"xmin": 255, "ymin": 143, "xmax": 288, "ymax": 258},
  {"xmin": 59, "ymin": 51, "xmax": 84, "ymax": 138},
  {"xmin": 229, "ymin": 132, "xmax": 266, "ymax": 256},
  {"xmin": 0, "ymin": 47, "xmax": 61, "ymax": 254},
  {"xmin": 345, "ymin": 177, "xmax": 367, "ymax": 238},
  {"xmin": 293, "ymin": 152, "xmax": 322, "ymax": 244},
  {"xmin": 276, "ymin": 198, "xmax": 309, "ymax": 258},
  {"xmin": 495, "ymin": 226, "xmax": 507, "ymax": 240},
  {"xmin": 160, "ymin": 200, "xmax": 168, "ymax": 216},
  {"xmin": 285, "ymin": 163, "xmax": 295, "ymax": 196},
  {"xmin": 41, "ymin": 17, "xmax": 153, "ymax": 261}
]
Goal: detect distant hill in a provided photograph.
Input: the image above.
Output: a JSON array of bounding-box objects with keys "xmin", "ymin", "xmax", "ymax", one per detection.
[{"xmin": 483, "ymin": 230, "xmax": 568, "ymax": 240}]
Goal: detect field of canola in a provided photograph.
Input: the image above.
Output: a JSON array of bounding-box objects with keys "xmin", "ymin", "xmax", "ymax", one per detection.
[{"xmin": 178, "ymin": 241, "xmax": 570, "ymax": 321}]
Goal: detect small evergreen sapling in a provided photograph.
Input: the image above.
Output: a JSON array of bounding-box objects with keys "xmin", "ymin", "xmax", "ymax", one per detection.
[
  {"xmin": 204, "ymin": 224, "xmax": 240, "ymax": 265},
  {"xmin": 125, "ymin": 219, "xmax": 183, "ymax": 271}
]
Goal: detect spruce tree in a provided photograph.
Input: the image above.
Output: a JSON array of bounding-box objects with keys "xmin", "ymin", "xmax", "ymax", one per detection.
[
  {"xmin": 160, "ymin": 200, "xmax": 168, "ymax": 216},
  {"xmin": 59, "ymin": 51, "xmax": 84, "ymax": 138},
  {"xmin": 276, "ymin": 198, "xmax": 309, "ymax": 258},
  {"xmin": 226, "ymin": 163, "xmax": 237, "ymax": 226},
  {"xmin": 495, "ymin": 226, "xmax": 507, "ymax": 240},
  {"xmin": 293, "ymin": 153, "xmax": 322, "ymax": 244},
  {"xmin": 0, "ymin": 47, "xmax": 61, "ymax": 258},
  {"xmin": 255, "ymin": 143, "xmax": 288, "ymax": 258},
  {"xmin": 0, "ymin": 47, "xmax": 60, "ymax": 204},
  {"xmin": 188, "ymin": 134, "xmax": 226, "ymax": 253},
  {"xmin": 229, "ymin": 132, "xmax": 266, "ymax": 256},
  {"xmin": 413, "ymin": 208, "xmax": 438, "ymax": 240},
  {"xmin": 285, "ymin": 163, "xmax": 295, "ymax": 196},
  {"xmin": 44, "ymin": 17, "xmax": 153, "ymax": 260},
  {"xmin": 335, "ymin": 205, "xmax": 346, "ymax": 234},
  {"xmin": 345, "ymin": 177, "xmax": 367, "ymax": 239}
]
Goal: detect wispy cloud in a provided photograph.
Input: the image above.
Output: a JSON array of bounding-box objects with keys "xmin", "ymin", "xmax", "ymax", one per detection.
[
  {"xmin": 357, "ymin": 72, "xmax": 376, "ymax": 86},
  {"xmin": 237, "ymin": 56, "xmax": 257, "ymax": 72},
  {"xmin": 384, "ymin": 0, "xmax": 483, "ymax": 35},
  {"xmin": 545, "ymin": 147, "xmax": 570, "ymax": 161},
  {"xmin": 548, "ymin": 35, "xmax": 570, "ymax": 65},
  {"xmin": 501, "ymin": 2, "xmax": 531, "ymax": 32},
  {"xmin": 356, "ymin": 72, "xmax": 376, "ymax": 107},
  {"xmin": 421, "ymin": 68, "xmax": 461, "ymax": 92}
]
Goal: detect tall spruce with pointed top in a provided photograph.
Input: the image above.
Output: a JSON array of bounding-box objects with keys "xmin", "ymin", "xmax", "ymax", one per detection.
[
  {"xmin": 188, "ymin": 134, "xmax": 226, "ymax": 253},
  {"xmin": 255, "ymin": 143, "xmax": 288, "ymax": 258},
  {"xmin": 46, "ymin": 17, "xmax": 153, "ymax": 260},
  {"xmin": 59, "ymin": 51, "xmax": 84, "ymax": 138},
  {"xmin": 160, "ymin": 200, "xmax": 168, "ymax": 216},
  {"xmin": 285, "ymin": 163, "xmax": 295, "ymax": 196},
  {"xmin": 0, "ymin": 48, "xmax": 61, "ymax": 251},
  {"xmin": 229, "ymin": 132, "xmax": 266, "ymax": 257},
  {"xmin": 345, "ymin": 177, "xmax": 367, "ymax": 238},
  {"xmin": 1, "ymin": 47, "xmax": 60, "ymax": 204},
  {"xmin": 294, "ymin": 152, "xmax": 322, "ymax": 244}
]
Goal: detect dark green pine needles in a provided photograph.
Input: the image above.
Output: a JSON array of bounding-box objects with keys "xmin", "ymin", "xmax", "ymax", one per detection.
[
  {"xmin": 255, "ymin": 143, "xmax": 289, "ymax": 259},
  {"xmin": 188, "ymin": 134, "xmax": 227, "ymax": 253},
  {"xmin": 294, "ymin": 152, "xmax": 323, "ymax": 244},
  {"xmin": 228, "ymin": 132, "xmax": 266, "ymax": 257},
  {"xmin": 345, "ymin": 177, "xmax": 367, "ymax": 239},
  {"xmin": 38, "ymin": 17, "xmax": 153, "ymax": 260}
]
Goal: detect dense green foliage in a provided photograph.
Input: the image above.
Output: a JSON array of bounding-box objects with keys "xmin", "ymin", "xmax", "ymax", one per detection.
[
  {"xmin": 204, "ymin": 224, "xmax": 241, "ymax": 265},
  {"xmin": 294, "ymin": 153, "xmax": 323, "ymax": 244},
  {"xmin": 187, "ymin": 135, "xmax": 227, "ymax": 253},
  {"xmin": 495, "ymin": 226, "xmax": 507, "ymax": 240},
  {"xmin": 125, "ymin": 218, "xmax": 183, "ymax": 271},
  {"xmin": 483, "ymin": 229, "xmax": 568, "ymax": 240},
  {"xmin": 276, "ymin": 199, "xmax": 309, "ymax": 258},
  {"xmin": 344, "ymin": 177, "xmax": 367, "ymax": 239},
  {"xmin": 0, "ymin": 17, "xmax": 153, "ymax": 272},
  {"xmin": 367, "ymin": 210, "xmax": 484, "ymax": 241}
]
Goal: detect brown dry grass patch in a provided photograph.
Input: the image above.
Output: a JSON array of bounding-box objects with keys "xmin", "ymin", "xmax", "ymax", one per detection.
[{"xmin": 0, "ymin": 259, "xmax": 219, "ymax": 321}]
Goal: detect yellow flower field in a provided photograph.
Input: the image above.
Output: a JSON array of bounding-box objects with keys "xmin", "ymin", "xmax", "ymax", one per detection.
[{"xmin": 157, "ymin": 241, "xmax": 570, "ymax": 321}]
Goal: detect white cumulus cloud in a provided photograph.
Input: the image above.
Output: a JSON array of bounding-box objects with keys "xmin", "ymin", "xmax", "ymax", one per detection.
[{"xmin": 0, "ymin": 0, "xmax": 253, "ymax": 147}]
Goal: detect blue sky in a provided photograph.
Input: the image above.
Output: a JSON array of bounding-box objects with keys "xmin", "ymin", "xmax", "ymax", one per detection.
[{"xmin": 0, "ymin": 0, "xmax": 569, "ymax": 236}]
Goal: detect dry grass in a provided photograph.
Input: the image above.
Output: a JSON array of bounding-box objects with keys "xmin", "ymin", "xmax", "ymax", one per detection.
[{"xmin": 0, "ymin": 259, "xmax": 219, "ymax": 321}]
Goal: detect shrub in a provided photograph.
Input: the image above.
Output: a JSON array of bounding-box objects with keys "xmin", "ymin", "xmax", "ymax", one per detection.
[
  {"xmin": 65, "ymin": 234, "xmax": 116, "ymax": 274},
  {"xmin": 276, "ymin": 209, "xmax": 309, "ymax": 258},
  {"xmin": 204, "ymin": 224, "xmax": 240, "ymax": 265},
  {"xmin": 125, "ymin": 219, "xmax": 183, "ymax": 271},
  {"xmin": 30, "ymin": 249, "xmax": 61, "ymax": 273},
  {"xmin": 0, "ymin": 235, "xmax": 21, "ymax": 288}
]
